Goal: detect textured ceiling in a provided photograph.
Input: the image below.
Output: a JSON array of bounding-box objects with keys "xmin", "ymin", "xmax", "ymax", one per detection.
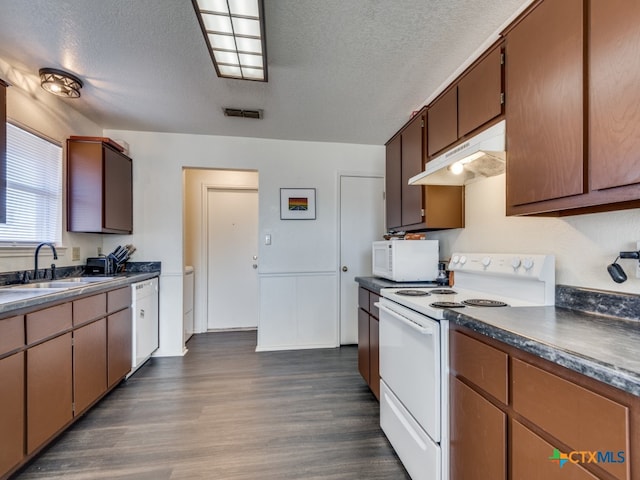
[{"xmin": 0, "ymin": 0, "xmax": 530, "ymax": 145}]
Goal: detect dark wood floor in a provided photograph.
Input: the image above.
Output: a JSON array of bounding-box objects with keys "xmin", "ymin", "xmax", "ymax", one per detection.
[{"xmin": 15, "ymin": 331, "xmax": 409, "ymax": 479}]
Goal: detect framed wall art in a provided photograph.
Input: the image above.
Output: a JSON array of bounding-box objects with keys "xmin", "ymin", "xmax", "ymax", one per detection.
[{"xmin": 280, "ymin": 188, "xmax": 316, "ymax": 220}]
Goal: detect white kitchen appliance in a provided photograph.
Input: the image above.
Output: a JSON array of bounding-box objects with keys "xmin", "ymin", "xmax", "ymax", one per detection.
[
  {"xmin": 372, "ymin": 240, "xmax": 439, "ymax": 282},
  {"xmin": 378, "ymin": 252, "xmax": 555, "ymax": 480},
  {"xmin": 129, "ymin": 277, "xmax": 159, "ymax": 376}
]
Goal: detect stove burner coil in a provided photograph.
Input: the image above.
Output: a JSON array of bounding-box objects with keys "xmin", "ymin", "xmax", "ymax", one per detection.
[
  {"xmin": 395, "ymin": 289, "xmax": 431, "ymax": 297},
  {"xmin": 430, "ymin": 301, "xmax": 466, "ymax": 308},
  {"xmin": 430, "ymin": 289, "xmax": 456, "ymax": 295},
  {"xmin": 462, "ymin": 299, "xmax": 508, "ymax": 307}
]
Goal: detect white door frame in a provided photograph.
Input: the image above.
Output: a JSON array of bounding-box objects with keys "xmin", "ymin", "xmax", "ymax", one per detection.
[
  {"xmin": 199, "ymin": 183, "xmax": 259, "ymax": 333},
  {"xmin": 336, "ymin": 171, "xmax": 385, "ymax": 343}
]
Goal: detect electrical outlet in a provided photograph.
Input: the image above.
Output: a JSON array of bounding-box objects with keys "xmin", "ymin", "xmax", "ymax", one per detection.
[
  {"xmin": 636, "ymin": 241, "xmax": 640, "ymax": 278},
  {"xmin": 97, "ymin": 246, "xmax": 102, "ymax": 256},
  {"xmin": 71, "ymin": 246, "xmax": 80, "ymax": 261}
]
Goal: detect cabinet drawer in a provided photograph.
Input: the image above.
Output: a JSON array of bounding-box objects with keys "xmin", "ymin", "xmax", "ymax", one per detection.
[
  {"xmin": 450, "ymin": 330, "xmax": 508, "ymax": 403},
  {"xmin": 73, "ymin": 293, "xmax": 106, "ymax": 325},
  {"xmin": 358, "ymin": 287, "xmax": 370, "ymax": 311},
  {"xmin": 107, "ymin": 286, "xmax": 131, "ymax": 313},
  {"xmin": 512, "ymin": 358, "xmax": 629, "ymax": 480},
  {"xmin": 369, "ymin": 292, "xmax": 380, "ymax": 319},
  {"xmin": 0, "ymin": 315, "xmax": 24, "ymax": 355},
  {"xmin": 26, "ymin": 303, "xmax": 72, "ymax": 345},
  {"xmin": 511, "ymin": 419, "xmax": 598, "ymax": 480}
]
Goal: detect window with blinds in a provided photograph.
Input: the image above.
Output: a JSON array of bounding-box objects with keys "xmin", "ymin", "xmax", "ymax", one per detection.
[{"xmin": 0, "ymin": 123, "xmax": 62, "ymax": 244}]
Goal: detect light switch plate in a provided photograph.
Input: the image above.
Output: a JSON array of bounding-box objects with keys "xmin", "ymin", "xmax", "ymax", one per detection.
[{"xmin": 71, "ymin": 246, "xmax": 80, "ymax": 261}]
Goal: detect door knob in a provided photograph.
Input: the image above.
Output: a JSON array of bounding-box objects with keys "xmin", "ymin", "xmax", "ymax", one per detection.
[
  {"xmin": 342, "ymin": 266, "xmax": 348, "ymax": 272},
  {"xmin": 253, "ymin": 264, "xmax": 258, "ymax": 269}
]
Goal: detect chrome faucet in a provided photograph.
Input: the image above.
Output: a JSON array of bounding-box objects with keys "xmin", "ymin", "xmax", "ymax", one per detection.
[{"xmin": 34, "ymin": 242, "xmax": 58, "ymax": 281}]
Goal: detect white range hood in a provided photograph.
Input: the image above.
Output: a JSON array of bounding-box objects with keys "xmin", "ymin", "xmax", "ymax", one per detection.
[{"xmin": 409, "ymin": 119, "xmax": 506, "ymax": 186}]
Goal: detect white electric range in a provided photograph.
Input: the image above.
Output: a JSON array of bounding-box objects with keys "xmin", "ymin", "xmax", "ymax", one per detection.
[{"xmin": 377, "ymin": 253, "xmax": 555, "ymax": 480}]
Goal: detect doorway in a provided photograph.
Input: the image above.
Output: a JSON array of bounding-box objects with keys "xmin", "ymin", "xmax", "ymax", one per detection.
[
  {"xmin": 206, "ymin": 187, "xmax": 259, "ymax": 330},
  {"xmin": 339, "ymin": 174, "xmax": 385, "ymax": 344}
]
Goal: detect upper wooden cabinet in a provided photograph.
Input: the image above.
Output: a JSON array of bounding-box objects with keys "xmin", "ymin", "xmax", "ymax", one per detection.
[
  {"xmin": 427, "ymin": 87, "xmax": 457, "ymax": 157},
  {"xmin": 67, "ymin": 138, "xmax": 133, "ymax": 233},
  {"xmin": 385, "ymin": 108, "xmax": 464, "ymax": 232},
  {"xmin": 400, "ymin": 112, "xmax": 427, "ymax": 227},
  {"xmin": 589, "ymin": 0, "xmax": 640, "ymax": 191},
  {"xmin": 385, "ymin": 135, "xmax": 402, "ymax": 230},
  {"xmin": 505, "ymin": 0, "xmax": 640, "ymax": 215},
  {"xmin": 427, "ymin": 42, "xmax": 504, "ymax": 158},
  {"xmin": 505, "ymin": 0, "xmax": 584, "ymax": 209},
  {"xmin": 458, "ymin": 46, "xmax": 504, "ymax": 138}
]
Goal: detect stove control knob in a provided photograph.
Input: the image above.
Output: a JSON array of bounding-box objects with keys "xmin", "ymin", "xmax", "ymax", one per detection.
[
  {"xmin": 523, "ymin": 258, "xmax": 534, "ymax": 271},
  {"xmin": 451, "ymin": 255, "xmax": 460, "ymax": 265},
  {"xmin": 459, "ymin": 255, "xmax": 467, "ymax": 265},
  {"xmin": 481, "ymin": 256, "xmax": 492, "ymax": 267},
  {"xmin": 511, "ymin": 257, "xmax": 521, "ymax": 269}
]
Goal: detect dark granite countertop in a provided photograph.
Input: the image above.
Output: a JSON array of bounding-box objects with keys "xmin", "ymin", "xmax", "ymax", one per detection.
[
  {"xmin": 0, "ymin": 271, "xmax": 159, "ymax": 316},
  {"xmin": 355, "ymin": 276, "xmax": 438, "ymax": 294},
  {"xmin": 445, "ymin": 304, "xmax": 640, "ymax": 397}
]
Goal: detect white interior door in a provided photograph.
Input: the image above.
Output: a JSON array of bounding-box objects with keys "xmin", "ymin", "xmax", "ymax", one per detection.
[
  {"xmin": 207, "ymin": 188, "xmax": 259, "ymax": 330},
  {"xmin": 339, "ymin": 175, "xmax": 385, "ymax": 344}
]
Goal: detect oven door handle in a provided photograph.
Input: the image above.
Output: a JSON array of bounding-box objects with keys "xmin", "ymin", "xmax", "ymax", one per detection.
[{"xmin": 376, "ymin": 303, "xmax": 434, "ymax": 336}]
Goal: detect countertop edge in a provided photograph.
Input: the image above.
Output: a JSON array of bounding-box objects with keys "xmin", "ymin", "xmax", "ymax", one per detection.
[
  {"xmin": 445, "ymin": 309, "xmax": 640, "ymax": 397},
  {"xmin": 0, "ymin": 272, "xmax": 159, "ymax": 316}
]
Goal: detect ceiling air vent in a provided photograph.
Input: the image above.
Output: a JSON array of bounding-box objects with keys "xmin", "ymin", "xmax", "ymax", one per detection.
[{"xmin": 223, "ymin": 108, "xmax": 264, "ymax": 119}]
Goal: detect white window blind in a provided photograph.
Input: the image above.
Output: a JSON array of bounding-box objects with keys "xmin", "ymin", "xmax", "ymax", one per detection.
[{"xmin": 0, "ymin": 123, "xmax": 62, "ymax": 244}]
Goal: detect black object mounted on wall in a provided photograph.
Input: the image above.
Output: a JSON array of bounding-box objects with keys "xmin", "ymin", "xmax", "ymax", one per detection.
[{"xmin": 607, "ymin": 250, "xmax": 640, "ymax": 283}]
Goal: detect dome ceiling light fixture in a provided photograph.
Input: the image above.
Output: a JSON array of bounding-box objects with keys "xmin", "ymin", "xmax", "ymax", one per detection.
[
  {"xmin": 192, "ymin": 0, "xmax": 268, "ymax": 82},
  {"xmin": 39, "ymin": 68, "xmax": 84, "ymax": 98}
]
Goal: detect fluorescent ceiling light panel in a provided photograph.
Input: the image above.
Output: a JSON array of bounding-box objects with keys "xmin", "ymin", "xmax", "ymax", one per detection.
[{"xmin": 193, "ymin": 0, "xmax": 268, "ymax": 82}]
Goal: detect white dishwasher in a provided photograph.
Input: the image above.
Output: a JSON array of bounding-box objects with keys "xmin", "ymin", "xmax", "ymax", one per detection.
[{"xmin": 129, "ymin": 277, "xmax": 159, "ymax": 376}]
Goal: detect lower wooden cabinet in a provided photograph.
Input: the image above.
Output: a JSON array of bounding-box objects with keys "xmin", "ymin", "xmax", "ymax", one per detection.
[
  {"xmin": 357, "ymin": 308, "xmax": 370, "ymax": 384},
  {"xmin": 0, "ymin": 281, "xmax": 137, "ymax": 479},
  {"xmin": 74, "ymin": 319, "xmax": 108, "ymax": 414},
  {"xmin": 450, "ymin": 327, "xmax": 639, "ymax": 480},
  {"xmin": 450, "ymin": 376, "xmax": 506, "ymax": 480},
  {"xmin": 369, "ymin": 316, "xmax": 379, "ymax": 399},
  {"xmin": 0, "ymin": 352, "xmax": 24, "ymax": 475},
  {"xmin": 108, "ymin": 307, "xmax": 132, "ymax": 387},
  {"xmin": 511, "ymin": 420, "xmax": 598, "ymax": 480},
  {"xmin": 357, "ymin": 286, "xmax": 380, "ymax": 400},
  {"xmin": 26, "ymin": 332, "xmax": 73, "ymax": 454}
]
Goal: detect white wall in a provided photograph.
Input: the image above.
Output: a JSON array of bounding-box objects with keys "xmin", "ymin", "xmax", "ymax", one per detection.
[
  {"xmin": 428, "ymin": 174, "xmax": 640, "ymax": 294},
  {"xmin": 103, "ymin": 129, "xmax": 386, "ymax": 355},
  {"xmin": 0, "ymin": 57, "xmax": 104, "ymax": 272}
]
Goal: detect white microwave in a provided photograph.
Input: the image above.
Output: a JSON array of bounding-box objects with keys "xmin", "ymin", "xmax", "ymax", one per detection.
[{"xmin": 372, "ymin": 240, "xmax": 439, "ymax": 282}]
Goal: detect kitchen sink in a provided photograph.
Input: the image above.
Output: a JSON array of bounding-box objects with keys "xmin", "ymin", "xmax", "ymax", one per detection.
[
  {"xmin": 0, "ymin": 288, "xmax": 63, "ymax": 304},
  {"xmin": 54, "ymin": 276, "xmax": 117, "ymax": 283},
  {"xmin": 11, "ymin": 276, "xmax": 117, "ymax": 289},
  {"xmin": 0, "ymin": 276, "xmax": 118, "ymax": 305},
  {"xmin": 11, "ymin": 282, "xmax": 74, "ymax": 289}
]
